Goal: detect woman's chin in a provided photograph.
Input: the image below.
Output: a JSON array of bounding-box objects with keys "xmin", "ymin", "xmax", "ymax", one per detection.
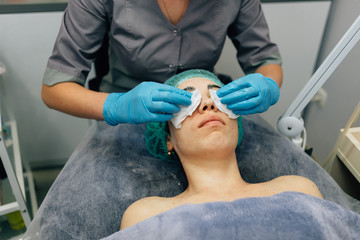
[
  {"xmin": 207, "ymin": 131, "xmax": 235, "ymax": 146},
  {"xmin": 200, "ymin": 138, "xmax": 235, "ymax": 153}
]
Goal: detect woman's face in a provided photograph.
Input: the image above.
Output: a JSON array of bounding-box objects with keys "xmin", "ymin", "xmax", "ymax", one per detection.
[{"xmin": 167, "ymin": 77, "xmax": 239, "ymax": 160}]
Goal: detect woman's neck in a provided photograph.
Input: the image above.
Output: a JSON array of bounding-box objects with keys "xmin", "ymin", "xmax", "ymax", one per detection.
[
  {"xmin": 179, "ymin": 152, "xmax": 249, "ymax": 200},
  {"xmin": 157, "ymin": 0, "xmax": 190, "ymax": 25}
]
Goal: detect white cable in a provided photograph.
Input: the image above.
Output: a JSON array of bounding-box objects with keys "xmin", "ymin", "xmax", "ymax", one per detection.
[
  {"xmin": 290, "ymin": 126, "xmax": 307, "ymax": 151},
  {"xmin": 301, "ymin": 127, "xmax": 307, "ymax": 151}
]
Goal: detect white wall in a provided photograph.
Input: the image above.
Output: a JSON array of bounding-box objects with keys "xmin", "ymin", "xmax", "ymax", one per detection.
[
  {"xmin": 0, "ymin": 12, "xmax": 90, "ymax": 166},
  {"xmin": 215, "ymin": 1, "xmax": 331, "ymax": 129}
]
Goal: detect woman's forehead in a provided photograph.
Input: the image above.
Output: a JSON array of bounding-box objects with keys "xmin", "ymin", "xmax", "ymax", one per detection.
[{"xmin": 177, "ymin": 77, "xmax": 216, "ymax": 89}]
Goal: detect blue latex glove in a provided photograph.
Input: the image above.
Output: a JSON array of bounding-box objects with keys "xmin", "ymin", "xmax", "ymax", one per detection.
[
  {"xmin": 216, "ymin": 73, "xmax": 280, "ymax": 115},
  {"xmin": 103, "ymin": 82, "xmax": 192, "ymax": 126}
]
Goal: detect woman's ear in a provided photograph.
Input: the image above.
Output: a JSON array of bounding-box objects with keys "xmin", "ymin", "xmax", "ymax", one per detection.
[{"xmin": 167, "ymin": 136, "xmax": 174, "ymax": 152}]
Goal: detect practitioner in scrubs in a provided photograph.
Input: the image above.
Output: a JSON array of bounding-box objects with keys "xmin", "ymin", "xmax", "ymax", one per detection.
[{"xmin": 41, "ymin": 0, "xmax": 283, "ymax": 125}]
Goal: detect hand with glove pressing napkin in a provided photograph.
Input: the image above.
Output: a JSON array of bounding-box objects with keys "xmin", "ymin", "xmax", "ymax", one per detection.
[
  {"xmin": 103, "ymin": 82, "xmax": 192, "ymax": 126},
  {"xmin": 216, "ymin": 73, "xmax": 280, "ymax": 115}
]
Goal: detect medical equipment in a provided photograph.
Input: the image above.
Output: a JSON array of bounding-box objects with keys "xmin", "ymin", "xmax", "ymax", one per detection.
[
  {"xmin": 0, "ymin": 63, "xmax": 36, "ymax": 229},
  {"xmin": 326, "ymin": 102, "xmax": 360, "ymax": 176},
  {"xmin": 277, "ymin": 15, "xmax": 360, "ymax": 150}
]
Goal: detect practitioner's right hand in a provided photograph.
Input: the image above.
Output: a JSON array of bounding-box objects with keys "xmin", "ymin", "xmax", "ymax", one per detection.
[{"xmin": 103, "ymin": 82, "xmax": 192, "ymax": 126}]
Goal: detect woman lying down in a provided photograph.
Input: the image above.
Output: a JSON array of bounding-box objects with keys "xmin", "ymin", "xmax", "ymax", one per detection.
[{"xmin": 103, "ymin": 70, "xmax": 360, "ymax": 240}]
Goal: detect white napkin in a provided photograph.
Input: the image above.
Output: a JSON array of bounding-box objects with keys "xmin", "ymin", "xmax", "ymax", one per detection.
[
  {"xmin": 171, "ymin": 89, "xmax": 202, "ymax": 129},
  {"xmin": 209, "ymin": 89, "xmax": 240, "ymax": 119}
]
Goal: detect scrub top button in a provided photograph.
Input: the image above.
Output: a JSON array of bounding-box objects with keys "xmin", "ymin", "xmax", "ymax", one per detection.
[{"xmin": 173, "ymin": 30, "xmax": 178, "ymax": 36}]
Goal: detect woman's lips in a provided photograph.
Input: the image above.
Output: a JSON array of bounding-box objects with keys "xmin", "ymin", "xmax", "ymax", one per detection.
[{"xmin": 198, "ymin": 115, "xmax": 225, "ymax": 128}]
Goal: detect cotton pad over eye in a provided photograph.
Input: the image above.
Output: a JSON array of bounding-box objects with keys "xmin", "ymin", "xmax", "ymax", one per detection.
[
  {"xmin": 209, "ymin": 89, "xmax": 240, "ymax": 119},
  {"xmin": 171, "ymin": 89, "xmax": 201, "ymax": 129}
]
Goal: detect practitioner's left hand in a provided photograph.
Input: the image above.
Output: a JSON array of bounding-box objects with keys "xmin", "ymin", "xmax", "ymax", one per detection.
[{"xmin": 216, "ymin": 73, "xmax": 280, "ymax": 115}]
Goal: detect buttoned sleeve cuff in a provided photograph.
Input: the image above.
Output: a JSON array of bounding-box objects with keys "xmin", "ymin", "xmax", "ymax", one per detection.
[{"xmin": 42, "ymin": 67, "xmax": 85, "ymax": 86}]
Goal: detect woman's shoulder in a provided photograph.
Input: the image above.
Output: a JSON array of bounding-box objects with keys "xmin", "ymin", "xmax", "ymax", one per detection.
[
  {"xmin": 270, "ymin": 175, "xmax": 323, "ymax": 199},
  {"xmin": 120, "ymin": 196, "xmax": 173, "ymax": 230}
]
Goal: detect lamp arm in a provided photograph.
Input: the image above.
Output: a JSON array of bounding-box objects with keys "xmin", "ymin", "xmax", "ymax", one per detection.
[{"xmin": 278, "ymin": 15, "xmax": 360, "ymax": 139}]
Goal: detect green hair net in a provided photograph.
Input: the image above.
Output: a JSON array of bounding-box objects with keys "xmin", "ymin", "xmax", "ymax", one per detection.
[
  {"xmin": 145, "ymin": 69, "xmax": 243, "ymax": 162},
  {"xmin": 165, "ymin": 69, "xmax": 225, "ymax": 88}
]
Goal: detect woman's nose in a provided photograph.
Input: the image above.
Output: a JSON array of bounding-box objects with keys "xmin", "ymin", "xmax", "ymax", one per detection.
[{"xmin": 199, "ymin": 95, "xmax": 218, "ymax": 113}]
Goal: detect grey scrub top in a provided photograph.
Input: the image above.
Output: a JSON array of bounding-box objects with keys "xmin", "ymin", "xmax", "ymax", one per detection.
[{"xmin": 43, "ymin": 0, "xmax": 282, "ymax": 93}]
